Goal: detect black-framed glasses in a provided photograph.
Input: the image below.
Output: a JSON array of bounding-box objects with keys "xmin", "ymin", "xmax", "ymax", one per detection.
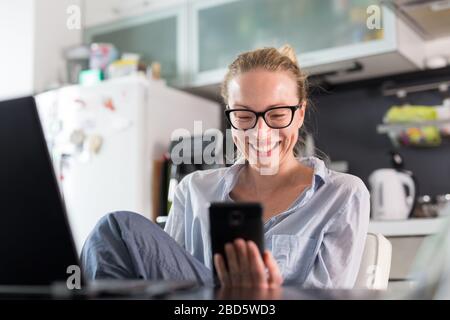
[{"xmin": 224, "ymin": 105, "xmax": 301, "ymax": 130}]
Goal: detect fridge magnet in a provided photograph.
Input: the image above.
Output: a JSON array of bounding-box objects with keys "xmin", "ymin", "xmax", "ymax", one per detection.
[
  {"xmin": 58, "ymin": 154, "xmax": 72, "ymax": 181},
  {"xmin": 103, "ymin": 97, "xmax": 116, "ymax": 111},
  {"xmin": 88, "ymin": 134, "xmax": 103, "ymax": 154},
  {"xmin": 69, "ymin": 129, "xmax": 86, "ymax": 148}
]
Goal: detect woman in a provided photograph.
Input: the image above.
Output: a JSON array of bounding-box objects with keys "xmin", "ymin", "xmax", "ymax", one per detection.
[{"xmin": 81, "ymin": 45, "xmax": 370, "ymax": 289}]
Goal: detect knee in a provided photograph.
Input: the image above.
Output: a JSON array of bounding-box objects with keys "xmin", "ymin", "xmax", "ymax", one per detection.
[
  {"xmin": 104, "ymin": 210, "xmax": 145, "ymax": 224},
  {"xmin": 84, "ymin": 211, "xmax": 145, "ymax": 243},
  {"xmin": 96, "ymin": 211, "xmax": 162, "ymax": 238},
  {"xmin": 107, "ymin": 211, "xmax": 159, "ymax": 231},
  {"xmin": 81, "ymin": 211, "xmax": 149, "ymax": 259},
  {"xmin": 81, "ymin": 211, "xmax": 146, "ymax": 280}
]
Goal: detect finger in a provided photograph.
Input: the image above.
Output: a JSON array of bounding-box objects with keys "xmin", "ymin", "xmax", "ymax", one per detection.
[
  {"xmin": 225, "ymin": 243, "xmax": 241, "ymax": 286},
  {"xmin": 234, "ymin": 239, "xmax": 251, "ymax": 287},
  {"xmin": 247, "ymin": 241, "xmax": 267, "ymax": 287},
  {"xmin": 264, "ymin": 251, "xmax": 283, "ymax": 288},
  {"xmin": 214, "ymin": 253, "xmax": 230, "ymax": 287}
]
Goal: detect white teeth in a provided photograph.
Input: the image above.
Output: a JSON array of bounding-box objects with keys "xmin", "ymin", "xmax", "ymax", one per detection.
[{"xmin": 251, "ymin": 141, "xmax": 279, "ymax": 152}]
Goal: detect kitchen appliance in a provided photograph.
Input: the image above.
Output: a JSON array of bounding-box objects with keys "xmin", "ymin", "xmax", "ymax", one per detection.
[
  {"xmin": 384, "ymin": 0, "xmax": 450, "ymax": 39},
  {"xmin": 369, "ymin": 168, "xmax": 417, "ymax": 220},
  {"xmin": 35, "ymin": 75, "xmax": 221, "ymax": 251}
]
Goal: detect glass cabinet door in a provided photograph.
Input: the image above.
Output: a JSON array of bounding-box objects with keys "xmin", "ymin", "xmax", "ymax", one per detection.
[
  {"xmin": 84, "ymin": 6, "xmax": 187, "ymax": 85},
  {"xmin": 190, "ymin": 0, "xmax": 396, "ymax": 85}
]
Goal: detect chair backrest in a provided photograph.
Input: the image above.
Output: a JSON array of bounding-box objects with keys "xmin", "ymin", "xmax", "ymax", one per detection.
[{"xmin": 355, "ymin": 233, "xmax": 392, "ymax": 290}]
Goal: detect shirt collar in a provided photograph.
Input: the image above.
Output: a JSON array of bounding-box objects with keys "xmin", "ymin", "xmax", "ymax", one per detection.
[
  {"xmin": 222, "ymin": 156, "xmax": 328, "ymax": 196},
  {"xmin": 222, "ymin": 159, "xmax": 245, "ymax": 196},
  {"xmin": 299, "ymin": 156, "xmax": 327, "ymax": 190}
]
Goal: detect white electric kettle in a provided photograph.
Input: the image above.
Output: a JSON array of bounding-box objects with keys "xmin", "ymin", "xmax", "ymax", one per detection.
[{"xmin": 368, "ymin": 168, "xmax": 416, "ymax": 220}]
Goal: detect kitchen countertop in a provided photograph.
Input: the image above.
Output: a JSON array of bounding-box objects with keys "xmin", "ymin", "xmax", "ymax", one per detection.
[{"xmin": 369, "ymin": 217, "xmax": 449, "ymax": 237}]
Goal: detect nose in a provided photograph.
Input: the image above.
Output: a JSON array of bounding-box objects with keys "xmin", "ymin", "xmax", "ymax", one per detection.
[
  {"xmin": 256, "ymin": 116, "xmax": 269, "ymax": 130},
  {"xmin": 256, "ymin": 116, "xmax": 271, "ymax": 138}
]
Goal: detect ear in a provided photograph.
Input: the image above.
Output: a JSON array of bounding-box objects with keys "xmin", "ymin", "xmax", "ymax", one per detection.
[
  {"xmin": 301, "ymin": 100, "xmax": 307, "ymax": 109},
  {"xmin": 297, "ymin": 101, "xmax": 307, "ymax": 128}
]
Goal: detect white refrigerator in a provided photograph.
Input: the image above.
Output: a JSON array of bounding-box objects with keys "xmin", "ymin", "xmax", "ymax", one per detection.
[{"xmin": 36, "ymin": 75, "xmax": 221, "ymax": 251}]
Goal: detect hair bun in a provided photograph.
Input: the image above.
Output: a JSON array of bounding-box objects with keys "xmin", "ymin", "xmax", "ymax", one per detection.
[{"xmin": 278, "ymin": 44, "xmax": 299, "ymax": 66}]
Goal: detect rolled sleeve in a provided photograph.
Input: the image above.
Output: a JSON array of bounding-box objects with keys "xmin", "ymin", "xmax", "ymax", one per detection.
[
  {"xmin": 304, "ymin": 189, "xmax": 370, "ymax": 288},
  {"xmin": 164, "ymin": 178, "xmax": 188, "ymax": 248}
]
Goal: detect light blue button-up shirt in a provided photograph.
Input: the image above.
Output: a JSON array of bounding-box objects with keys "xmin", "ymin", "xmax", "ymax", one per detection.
[{"xmin": 164, "ymin": 156, "xmax": 370, "ymax": 288}]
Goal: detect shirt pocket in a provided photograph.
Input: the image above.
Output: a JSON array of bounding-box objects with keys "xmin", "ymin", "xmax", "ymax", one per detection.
[{"xmin": 272, "ymin": 234, "xmax": 318, "ymax": 283}]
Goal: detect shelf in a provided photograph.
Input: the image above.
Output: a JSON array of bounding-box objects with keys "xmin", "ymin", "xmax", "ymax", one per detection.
[
  {"xmin": 377, "ymin": 119, "xmax": 450, "ymax": 134},
  {"xmin": 369, "ymin": 217, "xmax": 449, "ymax": 237},
  {"xmin": 382, "ymin": 80, "xmax": 450, "ymax": 97}
]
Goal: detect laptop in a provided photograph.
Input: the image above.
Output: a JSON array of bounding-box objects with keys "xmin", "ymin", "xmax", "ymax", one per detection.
[{"xmin": 0, "ymin": 96, "xmax": 196, "ymax": 298}]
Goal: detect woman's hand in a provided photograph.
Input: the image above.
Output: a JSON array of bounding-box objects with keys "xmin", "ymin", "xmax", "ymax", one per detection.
[{"xmin": 214, "ymin": 238, "xmax": 283, "ymax": 288}]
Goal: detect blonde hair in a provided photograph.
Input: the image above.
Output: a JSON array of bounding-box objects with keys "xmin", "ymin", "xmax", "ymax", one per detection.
[
  {"xmin": 221, "ymin": 44, "xmax": 308, "ymax": 105},
  {"xmin": 221, "ymin": 44, "xmax": 311, "ymax": 158}
]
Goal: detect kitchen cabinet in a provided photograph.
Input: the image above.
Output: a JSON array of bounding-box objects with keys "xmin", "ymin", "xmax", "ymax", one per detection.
[
  {"xmin": 84, "ymin": 5, "xmax": 188, "ymax": 86},
  {"xmin": 188, "ymin": 0, "xmax": 424, "ymax": 88},
  {"xmin": 84, "ymin": 0, "xmax": 187, "ymax": 28},
  {"xmin": 84, "ymin": 0, "xmax": 126, "ymax": 28},
  {"xmin": 84, "ymin": 0, "xmax": 426, "ymax": 91}
]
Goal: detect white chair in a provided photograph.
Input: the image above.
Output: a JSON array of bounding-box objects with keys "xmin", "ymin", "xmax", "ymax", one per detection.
[{"xmin": 355, "ymin": 233, "xmax": 392, "ymax": 290}]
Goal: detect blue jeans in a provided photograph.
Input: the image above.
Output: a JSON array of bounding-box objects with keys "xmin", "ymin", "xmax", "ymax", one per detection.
[{"xmin": 80, "ymin": 211, "xmax": 213, "ymax": 285}]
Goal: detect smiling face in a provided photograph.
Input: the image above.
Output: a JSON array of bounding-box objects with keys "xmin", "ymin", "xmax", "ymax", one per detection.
[{"xmin": 227, "ymin": 69, "xmax": 305, "ymax": 172}]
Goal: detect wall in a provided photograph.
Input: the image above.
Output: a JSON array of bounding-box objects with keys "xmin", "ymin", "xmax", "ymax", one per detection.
[
  {"xmin": 310, "ymin": 66, "xmax": 450, "ymax": 196},
  {"xmin": 33, "ymin": 0, "xmax": 82, "ymax": 93},
  {"xmin": 0, "ymin": 0, "xmax": 82, "ymax": 99},
  {"xmin": 0, "ymin": 0, "xmax": 34, "ymax": 100}
]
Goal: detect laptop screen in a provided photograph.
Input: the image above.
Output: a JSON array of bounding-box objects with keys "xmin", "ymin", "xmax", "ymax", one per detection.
[{"xmin": 0, "ymin": 96, "xmax": 80, "ymax": 286}]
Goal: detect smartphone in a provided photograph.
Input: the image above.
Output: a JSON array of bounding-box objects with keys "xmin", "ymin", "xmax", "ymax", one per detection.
[{"xmin": 209, "ymin": 202, "xmax": 264, "ymax": 279}]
